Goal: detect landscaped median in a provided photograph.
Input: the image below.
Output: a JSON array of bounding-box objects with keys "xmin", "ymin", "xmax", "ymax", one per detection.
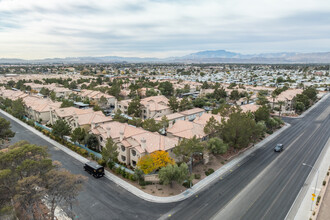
[{"xmin": 0, "ymin": 108, "xmax": 291, "ymax": 203}]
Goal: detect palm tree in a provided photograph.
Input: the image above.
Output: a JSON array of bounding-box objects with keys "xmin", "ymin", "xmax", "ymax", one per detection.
[
  {"xmin": 271, "ymin": 93, "xmax": 277, "ymax": 109},
  {"xmin": 278, "ymin": 101, "xmax": 285, "ymax": 118}
]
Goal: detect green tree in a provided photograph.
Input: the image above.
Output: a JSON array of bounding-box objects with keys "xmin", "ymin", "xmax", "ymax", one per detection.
[
  {"xmin": 179, "ymin": 97, "xmax": 191, "ymax": 111},
  {"xmin": 230, "ymin": 90, "xmax": 240, "ymax": 101},
  {"xmin": 45, "ymin": 169, "xmax": 85, "ymax": 220},
  {"xmin": 207, "ymin": 137, "xmax": 228, "ymax": 155},
  {"xmin": 159, "ymin": 116, "xmax": 169, "ymax": 130},
  {"xmin": 213, "ymin": 87, "xmax": 227, "ymax": 101},
  {"xmin": 99, "ymin": 96, "xmax": 108, "ymax": 109},
  {"xmin": 84, "ymin": 134, "xmax": 99, "ymax": 151},
  {"xmin": 101, "ymin": 138, "xmax": 119, "ymax": 163},
  {"xmin": 52, "ymin": 119, "xmax": 71, "ymax": 139},
  {"xmin": 173, "ymin": 136, "xmax": 204, "ymax": 163},
  {"xmin": 93, "ymin": 105, "xmax": 102, "ymax": 111},
  {"xmin": 168, "ymin": 96, "xmax": 179, "ymax": 112},
  {"xmin": 0, "ymin": 117, "xmax": 15, "ymax": 141},
  {"xmin": 127, "ymin": 97, "xmax": 142, "ymax": 117},
  {"xmin": 302, "ymin": 86, "xmax": 317, "ymax": 102},
  {"xmin": 146, "ymin": 88, "xmax": 158, "ymax": 97},
  {"xmin": 133, "ymin": 169, "xmax": 144, "ymax": 185},
  {"xmin": 158, "ymin": 163, "xmax": 190, "ymax": 188},
  {"xmin": 221, "ymin": 110, "xmax": 256, "ymax": 149},
  {"xmin": 254, "ymin": 105, "xmax": 270, "ymax": 122},
  {"xmin": 40, "ymin": 87, "xmax": 50, "ymax": 96},
  {"xmin": 142, "ymin": 118, "xmax": 161, "ymax": 132},
  {"xmin": 0, "ymin": 141, "xmax": 85, "ymax": 219},
  {"xmin": 71, "ymin": 127, "xmax": 86, "ymax": 144},
  {"xmin": 158, "ymin": 81, "xmax": 174, "ymax": 96},
  {"xmin": 251, "ymin": 121, "xmax": 267, "ymax": 143},
  {"xmin": 193, "ymin": 97, "xmax": 205, "ymax": 108},
  {"xmin": 11, "ymin": 98, "xmax": 25, "ymax": 119},
  {"xmin": 60, "ymin": 99, "xmax": 74, "ymax": 108},
  {"xmin": 204, "ymin": 116, "xmax": 221, "ymax": 137},
  {"xmin": 50, "ymin": 91, "xmax": 57, "ymax": 101}
]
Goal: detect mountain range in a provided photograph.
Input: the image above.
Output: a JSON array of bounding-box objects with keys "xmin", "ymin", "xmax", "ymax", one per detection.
[{"xmin": 1, "ymin": 50, "xmax": 330, "ymax": 64}]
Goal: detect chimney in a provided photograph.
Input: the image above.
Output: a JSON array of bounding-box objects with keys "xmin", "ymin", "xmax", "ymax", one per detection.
[
  {"xmin": 119, "ymin": 131, "xmax": 124, "ymax": 141},
  {"xmin": 141, "ymin": 138, "xmax": 146, "ymax": 152},
  {"xmin": 106, "ymin": 127, "xmax": 111, "ymax": 137}
]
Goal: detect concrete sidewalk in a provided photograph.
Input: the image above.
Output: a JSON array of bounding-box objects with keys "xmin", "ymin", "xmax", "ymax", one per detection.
[
  {"xmin": 0, "ymin": 108, "xmax": 291, "ymax": 203},
  {"xmin": 285, "ymin": 137, "xmax": 330, "ymax": 220}
]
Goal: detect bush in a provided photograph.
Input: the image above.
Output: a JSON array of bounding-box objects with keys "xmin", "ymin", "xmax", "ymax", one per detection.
[
  {"xmin": 323, "ymin": 180, "xmax": 326, "ymax": 186},
  {"xmin": 194, "ymin": 174, "xmax": 201, "ymax": 179},
  {"xmin": 316, "ymin": 195, "xmax": 321, "ymax": 205},
  {"xmin": 108, "ymin": 161, "xmax": 115, "ymax": 169},
  {"xmin": 115, "ymin": 167, "xmax": 122, "ymax": 174},
  {"xmin": 139, "ymin": 180, "xmax": 146, "ymax": 186},
  {"xmin": 182, "ymin": 181, "xmax": 192, "ymax": 188},
  {"xmin": 327, "ymin": 172, "xmax": 329, "ymax": 176},
  {"xmin": 97, "ymin": 159, "xmax": 106, "ymax": 167},
  {"xmin": 205, "ymin": 168, "xmax": 214, "ymax": 176},
  {"xmin": 90, "ymin": 154, "xmax": 96, "ymax": 161}
]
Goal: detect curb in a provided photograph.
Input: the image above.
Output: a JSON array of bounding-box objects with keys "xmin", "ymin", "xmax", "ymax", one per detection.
[
  {"xmin": 0, "ymin": 108, "xmax": 292, "ymax": 203},
  {"xmin": 285, "ymin": 131, "xmax": 330, "ymax": 220}
]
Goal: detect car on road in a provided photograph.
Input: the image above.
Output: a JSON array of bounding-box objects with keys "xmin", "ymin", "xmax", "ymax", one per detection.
[
  {"xmin": 84, "ymin": 161, "xmax": 105, "ymax": 178},
  {"xmin": 274, "ymin": 144, "xmax": 284, "ymax": 152}
]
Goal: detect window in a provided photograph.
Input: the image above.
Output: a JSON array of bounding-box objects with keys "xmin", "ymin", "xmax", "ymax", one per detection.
[
  {"xmin": 132, "ymin": 160, "xmax": 136, "ymax": 166},
  {"xmin": 100, "ymin": 137, "xmax": 103, "ymax": 142},
  {"xmin": 132, "ymin": 150, "xmax": 136, "ymax": 156},
  {"xmin": 121, "ymin": 146, "xmax": 125, "ymax": 152},
  {"xmin": 121, "ymin": 155, "xmax": 126, "ymax": 161}
]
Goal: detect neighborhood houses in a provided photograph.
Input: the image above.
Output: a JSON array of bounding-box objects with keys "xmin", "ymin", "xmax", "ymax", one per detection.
[{"xmin": 0, "ymin": 63, "xmax": 327, "ymax": 195}]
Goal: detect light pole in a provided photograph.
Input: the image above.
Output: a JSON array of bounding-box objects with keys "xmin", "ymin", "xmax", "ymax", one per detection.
[{"xmin": 302, "ymin": 163, "xmax": 320, "ymax": 211}]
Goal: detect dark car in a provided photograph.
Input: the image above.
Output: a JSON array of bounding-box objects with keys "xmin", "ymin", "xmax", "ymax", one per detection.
[
  {"xmin": 84, "ymin": 161, "xmax": 105, "ymax": 178},
  {"xmin": 274, "ymin": 144, "xmax": 284, "ymax": 152}
]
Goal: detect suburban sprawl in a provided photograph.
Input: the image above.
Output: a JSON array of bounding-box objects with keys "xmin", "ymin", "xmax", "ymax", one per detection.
[{"xmin": 0, "ymin": 63, "xmax": 329, "ymax": 219}]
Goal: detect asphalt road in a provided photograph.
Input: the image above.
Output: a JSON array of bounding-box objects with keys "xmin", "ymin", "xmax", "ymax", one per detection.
[
  {"xmin": 0, "ymin": 113, "xmax": 176, "ymax": 220},
  {"xmin": 165, "ymin": 96, "xmax": 330, "ymax": 220},
  {"xmin": 1, "ymin": 95, "xmax": 329, "ymax": 220}
]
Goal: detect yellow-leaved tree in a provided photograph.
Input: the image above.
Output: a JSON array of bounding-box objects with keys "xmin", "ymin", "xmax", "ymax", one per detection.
[{"xmin": 137, "ymin": 151, "xmax": 175, "ymax": 174}]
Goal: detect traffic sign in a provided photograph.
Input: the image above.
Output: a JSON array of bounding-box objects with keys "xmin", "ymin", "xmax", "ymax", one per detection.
[{"xmin": 312, "ymin": 193, "xmax": 316, "ymax": 197}]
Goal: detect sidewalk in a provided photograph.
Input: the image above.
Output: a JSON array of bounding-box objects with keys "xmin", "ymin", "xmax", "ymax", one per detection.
[
  {"xmin": 0, "ymin": 108, "xmax": 291, "ymax": 203},
  {"xmin": 285, "ymin": 137, "xmax": 330, "ymax": 220}
]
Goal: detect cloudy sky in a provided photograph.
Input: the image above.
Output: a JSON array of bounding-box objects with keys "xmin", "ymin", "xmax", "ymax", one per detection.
[{"xmin": 1, "ymin": 0, "xmax": 330, "ymax": 59}]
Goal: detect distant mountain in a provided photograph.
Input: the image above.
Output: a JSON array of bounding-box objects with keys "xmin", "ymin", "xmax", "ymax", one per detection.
[
  {"xmin": 1, "ymin": 50, "xmax": 330, "ymax": 64},
  {"xmin": 182, "ymin": 50, "xmax": 241, "ymax": 59}
]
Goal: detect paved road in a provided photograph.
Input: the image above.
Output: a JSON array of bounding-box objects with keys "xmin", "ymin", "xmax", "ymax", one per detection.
[
  {"xmin": 0, "ymin": 113, "xmax": 176, "ymax": 220},
  {"xmin": 1, "ymin": 95, "xmax": 329, "ymax": 220},
  {"xmin": 164, "ymin": 96, "xmax": 330, "ymax": 220}
]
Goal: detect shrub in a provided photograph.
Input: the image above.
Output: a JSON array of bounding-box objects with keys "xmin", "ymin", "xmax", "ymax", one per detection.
[
  {"xmin": 323, "ymin": 180, "xmax": 326, "ymax": 186},
  {"xmin": 90, "ymin": 154, "xmax": 96, "ymax": 161},
  {"xmin": 327, "ymin": 172, "xmax": 329, "ymax": 176},
  {"xmin": 316, "ymin": 196, "xmax": 321, "ymax": 205},
  {"xmin": 97, "ymin": 159, "xmax": 106, "ymax": 167},
  {"xmin": 108, "ymin": 161, "xmax": 115, "ymax": 169},
  {"xmin": 80, "ymin": 149, "xmax": 88, "ymax": 157},
  {"xmin": 205, "ymin": 168, "xmax": 214, "ymax": 176},
  {"xmin": 194, "ymin": 174, "xmax": 201, "ymax": 179},
  {"xmin": 139, "ymin": 180, "xmax": 146, "ymax": 186},
  {"xmin": 115, "ymin": 167, "xmax": 122, "ymax": 174},
  {"xmin": 182, "ymin": 181, "xmax": 192, "ymax": 188}
]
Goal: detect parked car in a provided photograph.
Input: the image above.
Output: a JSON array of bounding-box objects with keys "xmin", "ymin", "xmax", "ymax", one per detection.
[
  {"xmin": 84, "ymin": 161, "xmax": 105, "ymax": 178},
  {"xmin": 274, "ymin": 144, "xmax": 284, "ymax": 152}
]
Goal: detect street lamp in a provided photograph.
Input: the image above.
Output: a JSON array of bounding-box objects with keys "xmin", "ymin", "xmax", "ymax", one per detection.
[{"xmin": 302, "ymin": 163, "xmax": 320, "ymax": 211}]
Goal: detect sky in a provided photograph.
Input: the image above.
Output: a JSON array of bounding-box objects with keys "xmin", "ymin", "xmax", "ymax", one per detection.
[{"xmin": 1, "ymin": 0, "xmax": 330, "ymax": 59}]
